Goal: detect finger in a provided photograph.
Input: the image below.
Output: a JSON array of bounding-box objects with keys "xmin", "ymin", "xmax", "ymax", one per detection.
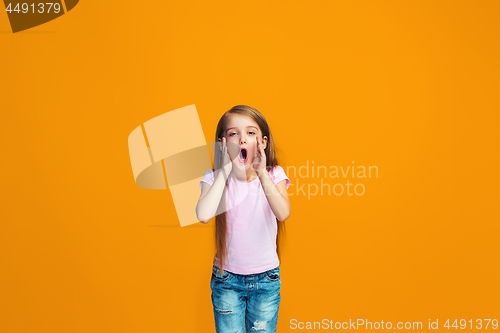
[
  {"xmin": 253, "ymin": 155, "xmax": 259, "ymax": 167},
  {"xmin": 258, "ymin": 137, "xmax": 264, "ymax": 154}
]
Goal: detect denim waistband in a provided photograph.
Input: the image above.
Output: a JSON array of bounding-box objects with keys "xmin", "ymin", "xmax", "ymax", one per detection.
[{"xmin": 212, "ymin": 264, "xmax": 279, "ymax": 278}]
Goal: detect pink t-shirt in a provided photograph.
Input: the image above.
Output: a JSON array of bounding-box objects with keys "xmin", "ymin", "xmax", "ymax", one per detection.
[{"xmin": 199, "ymin": 165, "xmax": 290, "ymax": 275}]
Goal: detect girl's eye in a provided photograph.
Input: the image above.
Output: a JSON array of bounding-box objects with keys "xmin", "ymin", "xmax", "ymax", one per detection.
[
  {"xmin": 229, "ymin": 133, "xmax": 237, "ymax": 136},
  {"xmin": 248, "ymin": 132, "xmax": 255, "ymax": 135}
]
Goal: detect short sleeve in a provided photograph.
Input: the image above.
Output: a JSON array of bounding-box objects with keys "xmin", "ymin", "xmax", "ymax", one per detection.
[
  {"xmin": 199, "ymin": 169, "xmax": 215, "ymax": 191},
  {"xmin": 269, "ymin": 165, "xmax": 290, "ymax": 190}
]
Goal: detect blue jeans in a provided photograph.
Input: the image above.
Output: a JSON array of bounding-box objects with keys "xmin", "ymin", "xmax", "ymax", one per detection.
[{"xmin": 210, "ymin": 264, "xmax": 281, "ymax": 333}]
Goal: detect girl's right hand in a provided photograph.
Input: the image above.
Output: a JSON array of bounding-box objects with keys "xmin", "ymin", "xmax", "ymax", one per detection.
[{"xmin": 221, "ymin": 137, "xmax": 233, "ymax": 179}]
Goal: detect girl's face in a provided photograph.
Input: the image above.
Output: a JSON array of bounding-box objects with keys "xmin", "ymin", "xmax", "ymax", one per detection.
[{"xmin": 220, "ymin": 114, "xmax": 267, "ymax": 169}]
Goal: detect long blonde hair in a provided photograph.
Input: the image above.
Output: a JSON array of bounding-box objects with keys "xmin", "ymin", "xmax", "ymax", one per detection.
[{"xmin": 213, "ymin": 105, "xmax": 286, "ymax": 276}]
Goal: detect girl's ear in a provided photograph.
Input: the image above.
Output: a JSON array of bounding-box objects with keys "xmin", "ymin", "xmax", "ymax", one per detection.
[{"xmin": 262, "ymin": 136, "xmax": 268, "ymax": 150}]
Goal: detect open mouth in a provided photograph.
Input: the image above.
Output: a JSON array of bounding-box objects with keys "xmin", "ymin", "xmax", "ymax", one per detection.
[{"xmin": 238, "ymin": 148, "xmax": 248, "ymax": 163}]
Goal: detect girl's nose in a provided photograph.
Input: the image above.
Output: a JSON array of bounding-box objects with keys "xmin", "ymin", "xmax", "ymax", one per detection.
[{"xmin": 240, "ymin": 136, "xmax": 246, "ymax": 144}]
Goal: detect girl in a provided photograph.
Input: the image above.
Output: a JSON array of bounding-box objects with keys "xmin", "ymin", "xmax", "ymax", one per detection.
[{"xmin": 196, "ymin": 105, "xmax": 291, "ymax": 333}]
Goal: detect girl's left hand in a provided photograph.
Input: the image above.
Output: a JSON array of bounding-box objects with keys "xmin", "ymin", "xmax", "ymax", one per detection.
[{"xmin": 252, "ymin": 136, "xmax": 267, "ymax": 176}]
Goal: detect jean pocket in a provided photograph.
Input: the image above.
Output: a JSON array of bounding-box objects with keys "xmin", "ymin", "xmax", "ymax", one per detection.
[
  {"xmin": 264, "ymin": 266, "xmax": 280, "ymax": 282},
  {"xmin": 212, "ymin": 265, "xmax": 231, "ymax": 281}
]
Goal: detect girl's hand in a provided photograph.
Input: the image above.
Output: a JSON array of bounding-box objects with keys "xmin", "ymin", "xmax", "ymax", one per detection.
[
  {"xmin": 221, "ymin": 137, "xmax": 232, "ymax": 179},
  {"xmin": 252, "ymin": 136, "xmax": 266, "ymax": 176}
]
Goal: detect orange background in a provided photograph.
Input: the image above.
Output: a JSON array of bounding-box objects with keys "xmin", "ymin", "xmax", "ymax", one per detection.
[{"xmin": 1, "ymin": 1, "xmax": 499, "ymax": 332}]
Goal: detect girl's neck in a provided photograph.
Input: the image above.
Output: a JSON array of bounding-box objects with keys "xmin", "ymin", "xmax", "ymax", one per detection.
[{"xmin": 231, "ymin": 168, "xmax": 258, "ymax": 183}]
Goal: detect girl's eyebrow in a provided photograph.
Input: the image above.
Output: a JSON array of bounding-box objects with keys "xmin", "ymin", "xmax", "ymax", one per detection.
[{"xmin": 226, "ymin": 126, "xmax": 258, "ymax": 132}]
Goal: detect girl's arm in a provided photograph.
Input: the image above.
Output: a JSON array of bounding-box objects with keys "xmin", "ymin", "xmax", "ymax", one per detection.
[
  {"xmin": 197, "ymin": 137, "xmax": 233, "ymax": 224},
  {"xmin": 252, "ymin": 137, "xmax": 290, "ymax": 221},
  {"xmin": 258, "ymin": 170, "xmax": 291, "ymax": 221},
  {"xmin": 196, "ymin": 170, "xmax": 228, "ymax": 224}
]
